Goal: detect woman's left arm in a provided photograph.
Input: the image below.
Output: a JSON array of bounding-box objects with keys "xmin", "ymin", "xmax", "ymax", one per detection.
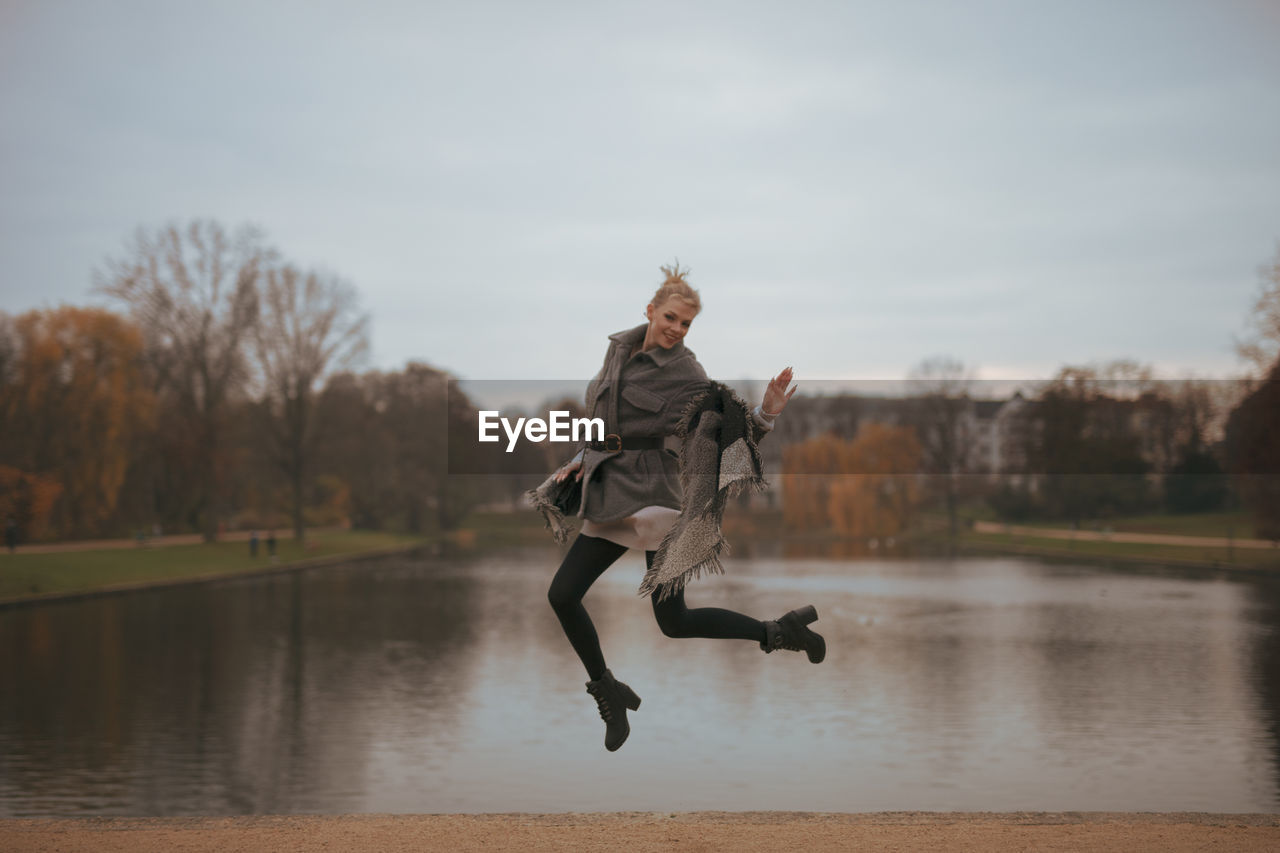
[
  {"xmin": 761, "ymin": 366, "xmax": 797, "ymax": 417},
  {"xmin": 749, "ymin": 367, "xmax": 796, "ymax": 440}
]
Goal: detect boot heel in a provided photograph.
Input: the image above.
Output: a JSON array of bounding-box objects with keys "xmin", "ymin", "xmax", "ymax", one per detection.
[
  {"xmin": 587, "ymin": 669, "xmax": 639, "ymax": 751},
  {"xmin": 803, "ymin": 630, "xmax": 826, "ymax": 664},
  {"xmin": 794, "ymin": 604, "xmax": 818, "ymax": 625}
]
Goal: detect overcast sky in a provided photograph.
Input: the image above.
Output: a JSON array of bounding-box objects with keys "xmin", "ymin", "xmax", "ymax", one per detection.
[{"xmin": 2, "ymin": 0, "xmax": 1278, "ymax": 395}]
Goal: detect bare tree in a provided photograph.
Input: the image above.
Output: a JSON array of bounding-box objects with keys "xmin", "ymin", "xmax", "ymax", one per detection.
[
  {"xmin": 253, "ymin": 265, "xmax": 369, "ymax": 543},
  {"xmin": 907, "ymin": 356, "xmax": 976, "ymax": 538},
  {"xmin": 96, "ymin": 220, "xmax": 271, "ymax": 542},
  {"xmin": 1238, "ymin": 240, "xmax": 1280, "ymax": 376}
]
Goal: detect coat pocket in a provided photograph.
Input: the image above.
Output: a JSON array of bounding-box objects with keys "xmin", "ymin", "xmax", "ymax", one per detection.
[{"xmin": 621, "ymin": 383, "xmax": 665, "ymax": 413}]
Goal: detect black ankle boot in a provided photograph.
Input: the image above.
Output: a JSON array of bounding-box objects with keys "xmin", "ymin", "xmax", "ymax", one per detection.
[
  {"xmin": 584, "ymin": 668, "xmax": 642, "ymax": 752},
  {"xmin": 761, "ymin": 604, "xmax": 826, "ymax": 663}
]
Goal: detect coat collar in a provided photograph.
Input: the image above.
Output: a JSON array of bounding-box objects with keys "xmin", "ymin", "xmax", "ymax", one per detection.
[{"xmin": 608, "ymin": 322, "xmax": 689, "ymax": 367}]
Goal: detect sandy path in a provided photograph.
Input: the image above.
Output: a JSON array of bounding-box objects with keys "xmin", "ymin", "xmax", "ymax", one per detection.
[{"xmin": 3, "ymin": 812, "xmax": 1278, "ymax": 852}]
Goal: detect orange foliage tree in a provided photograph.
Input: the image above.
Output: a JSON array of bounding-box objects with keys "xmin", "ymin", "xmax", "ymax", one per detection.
[
  {"xmin": 828, "ymin": 423, "xmax": 923, "ymax": 538},
  {"xmin": 782, "ymin": 424, "xmax": 924, "ymax": 537},
  {"xmin": 781, "ymin": 434, "xmax": 847, "ymax": 530},
  {"xmin": 0, "ymin": 307, "xmax": 154, "ymax": 538},
  {"xmin": 0, "ymin": 466, "xmax": 63, "ymax": 542}
]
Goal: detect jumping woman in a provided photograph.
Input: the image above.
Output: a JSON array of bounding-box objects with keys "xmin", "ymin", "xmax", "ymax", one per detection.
[{"xmin": 536, "ymin": 263, "xmax": 826, "ymax": 752}]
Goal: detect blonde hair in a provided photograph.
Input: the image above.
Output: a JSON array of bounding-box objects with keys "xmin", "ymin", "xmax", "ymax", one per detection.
[{"xmin": 650, "ymin": 260, "xmax": 701, "ymax": 313}]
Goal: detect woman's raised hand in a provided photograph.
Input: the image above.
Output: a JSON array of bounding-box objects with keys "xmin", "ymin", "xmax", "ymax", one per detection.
[{"xmin": 762, "ymin": 366, "xmax": 797, "ymax": 416}]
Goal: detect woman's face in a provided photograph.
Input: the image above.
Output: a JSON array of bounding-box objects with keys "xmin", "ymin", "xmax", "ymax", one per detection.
[{"xmin": 643, "ymin": 296, "xmax": 698, "ymax": 350}]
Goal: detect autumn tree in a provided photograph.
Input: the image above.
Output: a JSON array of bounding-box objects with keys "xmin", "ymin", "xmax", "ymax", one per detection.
[
  {"xmin": 312, "ymin": 364, "xmax": 488, "ymax": 533},
  {"xmin": 0, "ymin": 313, "xmax": 15, "ymax": 393},
  {"xmin": 0, "ymin": 466, "xmax": 62, "ymax": 543},
  {"xmin": 781, "ymin": 434, "xmax": 846, "ymax": 530},
  {"xmin": 313, "ymin": 371, "xmax": 398, "ymax": 529},
  {"xmin": 96, "ymin": 220, "xmax": 271, "ymax": 541},
  {"xmin": 0, "ymin": 308, "xmax": 154, "ymax": 538},
  {"xmin": 827, "ymin": 423, "xmax": 923, "ymax": 538},
  {"xmin": 0, "ymin": 313, "xmax": 61, "ymax": 542},
  {"xmin": 1020, "ymin": 364, "xmax": 1154, "ymax": 521},
  {"xmin": 0, "ymin": 313, "xmax": 17, "ymax": 449},
  {"xmin": 252, "ymin": 265, "xmax": 369, "ymax": 543},
  {"xmin": 782, "ymin": 426, "xmax": 923, "ymax": 536},
  {"xmin": 1160, "ymin": 380, "xmax": 1228, "ymax": 513},
  {"xmin": 1224, "ymin": 363, "xmax": 1280, "ymax": 540},
  {"xmin": 383, "ymin": 364, "xmax": 487, "ymax": 531},
  {"xmin": 384, "ymin": 365, "xmax": 448, "ymax": 532}
]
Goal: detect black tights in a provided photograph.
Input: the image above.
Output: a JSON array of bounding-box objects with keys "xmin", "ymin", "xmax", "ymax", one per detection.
[{"xmin": 547, "ymin": 533, "xmax": 766, "ymax": 680}]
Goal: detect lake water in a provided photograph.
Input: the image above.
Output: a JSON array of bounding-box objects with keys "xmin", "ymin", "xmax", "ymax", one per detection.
[{"xmin": 2, "ymin": 546, "xmax": 1278, "ymax": 816}]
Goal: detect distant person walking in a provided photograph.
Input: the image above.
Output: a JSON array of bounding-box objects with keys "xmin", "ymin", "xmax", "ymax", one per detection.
[
  {"xmin": 532, "ymin": 263, "xmax": 823, "ymax": 753},
  {"xmin": 4, "ymin": 517, "xmax": 16, "ymax": 553},
  {"xmin": 249, "ymin": 530, "xmax": 259, "ymax": 558}
]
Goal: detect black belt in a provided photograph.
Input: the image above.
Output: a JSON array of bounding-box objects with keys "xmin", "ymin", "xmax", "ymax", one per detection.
[{"xmin": 587, "ymin": 434, "xmax": 665, "ymax": 453}]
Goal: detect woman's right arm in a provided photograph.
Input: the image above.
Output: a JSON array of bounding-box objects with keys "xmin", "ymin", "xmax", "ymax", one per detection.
[{"xmin": 555, "ymin": 452, "xmax": 584, "ymax": 483}]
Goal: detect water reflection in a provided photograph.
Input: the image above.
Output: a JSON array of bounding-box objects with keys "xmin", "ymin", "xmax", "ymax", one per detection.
[
  {"xmin": 1246, "ymin": 575, "xmax": 1280, "ymax": 802},
  {"xmin": 0, "ymin": 556, "xmax": 486, "ymax": 815},
  {"xmin": 1, "ymin": 548, "xmax": 1278, "ymax": 815}
]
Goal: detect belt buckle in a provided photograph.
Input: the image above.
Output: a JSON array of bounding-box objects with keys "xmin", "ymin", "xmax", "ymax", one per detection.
[{"xmin": 603, "ymin": 433, "xmax": 622, "ymax": 453}]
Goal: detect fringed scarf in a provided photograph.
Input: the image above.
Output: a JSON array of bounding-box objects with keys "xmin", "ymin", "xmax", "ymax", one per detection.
[
  {"xmin": 637, "ymin": 381, "xmax": 767, "ymax": 601},
  {"xmin": 527, "ymin": 464, "xmax": 581, "ymax": 544}
]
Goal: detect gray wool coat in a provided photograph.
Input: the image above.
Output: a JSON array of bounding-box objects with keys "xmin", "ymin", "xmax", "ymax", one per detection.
[
  {"xmin": 572, "ymin": 323, "xmax": 771, "ymax": 524},
  {"xmin": 574, "ymin": 323, "xmax": 707, "ymax": 523}
]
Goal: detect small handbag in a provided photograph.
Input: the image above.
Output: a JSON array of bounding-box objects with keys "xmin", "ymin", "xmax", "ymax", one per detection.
[{"xmin": 545, "ymin": 466, "xmax": 582, "ymax": 518}]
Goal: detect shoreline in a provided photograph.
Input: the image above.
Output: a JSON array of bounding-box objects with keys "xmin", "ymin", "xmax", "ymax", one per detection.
[
  {"xmin": 4, "ymin": 516, "xmax": 1277, "ymax": 611},
  {"xmin": 4, "ymin": 812, "xmax": 1279, "ymax": 852},
  {"xmin": 0, "ymin": 542, "xmax": 429, "ymax": 611}
]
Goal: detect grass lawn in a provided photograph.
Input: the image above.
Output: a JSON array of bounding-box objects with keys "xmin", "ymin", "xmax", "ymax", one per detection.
[
  {"xmin": 995, "ymin": 510, "xmax": 1258, "ymax": 539},
  {"xmin": 1081, "ymin": 510, "xmax": 1257, "ymax": 538},
  {"xmin": 0, "ymin": 530, "xmax": 427, "ymax": 602},
  {"xmin": 732, "ymin": 506, "xmax": 1280, "ymax": 570},
  {"xmin": 960, "ymin": 530, "xmax": 1280, "ymax": 569}
]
